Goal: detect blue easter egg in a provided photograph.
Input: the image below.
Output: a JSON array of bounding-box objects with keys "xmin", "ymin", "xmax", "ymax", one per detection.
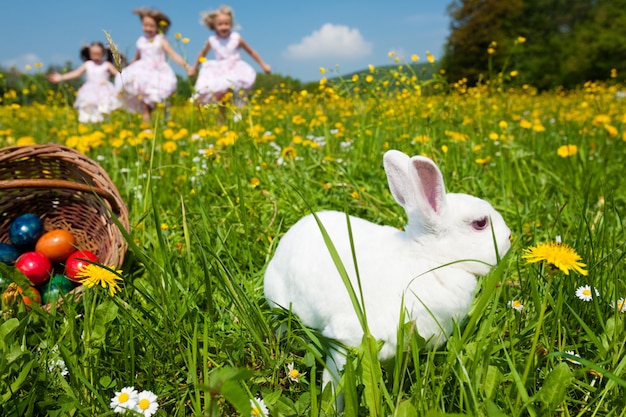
[
  {"xmin": 0, "ymin": 242, "xmax": 20, "ymax": 265},
  {"xmin": 41, "ymin": 274, "xmax": 76, "ymax": 304},
  {"xmin": 9, "ymin": 214, "xmax": 44, "ymax": 249}
]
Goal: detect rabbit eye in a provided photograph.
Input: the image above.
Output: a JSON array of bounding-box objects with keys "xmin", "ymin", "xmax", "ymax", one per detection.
[{"xmin": 472, "ymin": 217, "xmax": 489, "ymax": 231}]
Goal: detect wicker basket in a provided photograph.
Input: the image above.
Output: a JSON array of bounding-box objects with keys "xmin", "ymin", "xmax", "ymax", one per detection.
[{"xmin": 0, "ymin": 144, "xmax": 129, "ymax": 269}]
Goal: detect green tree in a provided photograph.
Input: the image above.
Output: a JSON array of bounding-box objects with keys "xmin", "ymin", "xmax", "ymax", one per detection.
[
  {"xmin": 443, "ymin": 0, "xmax": 523, "ymax": 85},
  {"xmin": 442, "ymin": 0, "xmax": 626, "ymax": 89},
  {"xmin": 560, "ymin": 0, "xmax": 626, "ymax": 85}
]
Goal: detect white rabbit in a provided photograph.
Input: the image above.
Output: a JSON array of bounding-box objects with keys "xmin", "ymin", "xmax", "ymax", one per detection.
[{"xmin": 264, "ymin": 150, "xmax": 511, "ymax": 388}]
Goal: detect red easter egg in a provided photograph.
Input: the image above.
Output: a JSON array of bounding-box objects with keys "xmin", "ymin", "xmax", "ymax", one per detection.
[
  {"xmin": 17, "ymin": 285, "xmax": 42, "ymax": 307},
  {"xmin": 35, "ymin": 229, "xmax": 77, "ymax": 263},
  {"xmin": 15, "ymin": 251, "xmax": 53, "ymax": 286},
  {"xmin": 64, "ymin": 250, "xmax": 99, "ymax": 281}
]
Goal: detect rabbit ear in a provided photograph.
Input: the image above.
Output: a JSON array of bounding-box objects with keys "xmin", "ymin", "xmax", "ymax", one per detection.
[
  {"xmin": 408, "ymin": 156, "xmax": 448, "ymax": 225},
  {"xmin": 384, "ymin": 151, "xmax": 448, "ymax": 227},
  {"xmin": 383, "ymin": 150, "xmax": 413, "ymax": 208}
]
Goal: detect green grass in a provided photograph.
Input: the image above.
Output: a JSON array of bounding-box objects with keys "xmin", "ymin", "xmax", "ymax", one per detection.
[{"xmin": 1, "ymin": 69, "xmax": 626, "ymax": 416}]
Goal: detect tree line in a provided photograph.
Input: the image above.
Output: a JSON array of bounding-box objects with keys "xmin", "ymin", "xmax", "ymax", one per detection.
[{"xmin": 442, "ymin": 0, "xmax": 626, "ymax": 89}]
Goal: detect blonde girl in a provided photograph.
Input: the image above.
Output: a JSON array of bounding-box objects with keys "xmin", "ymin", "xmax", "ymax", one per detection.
[
  {"xmin": 188, "ymin": 5, "xmax": 270, "ymax": 113},
  {"xmin": 116, "ymin": 8, "xmax": 188, "ymax": 122}
]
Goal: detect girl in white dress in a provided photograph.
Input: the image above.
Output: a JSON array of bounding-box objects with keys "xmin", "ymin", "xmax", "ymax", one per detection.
[
  {"xmin": 48, "ymin": 42, "xmax": 120, "ymax": 123},
  {"xmin": 188, "ymin": 5, "xmax": 271, "ymax": 116},
  {"xmin": 116, "ymin": 8, "xmax": 189, "ymax": 123}
]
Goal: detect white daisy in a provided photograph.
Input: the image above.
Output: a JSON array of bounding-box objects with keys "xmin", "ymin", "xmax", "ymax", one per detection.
[
  {"xmin": 507, "ymin": 300, "xmax": 524, "ymax": 312},
  {"xmin": 575, "ymin": 285, "xmax": 599, "ymax": 302},
  {"xmin": 287, "ymin": 362, "xmax": 301, "ymax": 383},
  {"xmin": 250, "ymin": 396, "xmax": 269, "ymax": 417},
  {"xmin": 611, "ymin": 298, "xmax": 626, "ymax": 313},
  {"xmin": 110, "ymin": 386, "xmax": 138, "ymax": 414},
  {"xmin": 564, "ymin": 350, "xmax": 581, "ymax": 365},
  {"xmin": 135, "ymin": 390, "xmax": 159, "ymax": 417}
]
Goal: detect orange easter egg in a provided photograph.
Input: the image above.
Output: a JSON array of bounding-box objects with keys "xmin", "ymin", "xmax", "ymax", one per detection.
[{"xmin": 35, "ymin": 230, "xmax": 77, "ymax": 263}]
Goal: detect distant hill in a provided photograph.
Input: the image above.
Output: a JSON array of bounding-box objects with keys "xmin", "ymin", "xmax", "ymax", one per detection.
[{"xmin": 337, "ymin": 61, "xmax": 440, "ymax": 82}]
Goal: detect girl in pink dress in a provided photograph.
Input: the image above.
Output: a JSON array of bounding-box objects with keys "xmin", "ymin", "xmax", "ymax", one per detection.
[
  {"xmin": 188, "ymin": 5, "xmax": 271, "ymax": 115},
  {"xmin": 116, "ymin": 8, "xmax": 188, "ymax": 122},
  {"xmin": 48, "ymin": 42, "xmax": 120, "ymax": 123}
]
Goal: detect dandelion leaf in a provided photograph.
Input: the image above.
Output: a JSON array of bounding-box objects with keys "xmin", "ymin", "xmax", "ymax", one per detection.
[
  {"xmin": 360, "ymin": 333, "xmax": 383, "ymax": 416},
  {"xmin": 534, "ymin": 362, "xmax": 571, "ymax": 412}
]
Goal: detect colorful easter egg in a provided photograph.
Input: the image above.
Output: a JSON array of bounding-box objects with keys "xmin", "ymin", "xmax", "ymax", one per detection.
[
  {"xmin": 17, "ymin": 284, "xmax": 42, "ymax": 307},
  {"xmin": 9, "ymin": 213, "xmax": 43, "ymax": 249},
  {"xmin": 35, "ymin": 230, "xmax": 77, "ymax": 263},
  {"xmin": 15, "ymin": 251, "xmax": 52, "ymax": 286},
  {"xmin": 41, "ymin": 274, "xmax": 76, "ymax": 304},
  {"xmin": 64, "ymin": 250, "xmax": 99, "ymax": 281},
  {"xmin": 0, "ymin": 242, "xmax": 20, "ymax": 265}
]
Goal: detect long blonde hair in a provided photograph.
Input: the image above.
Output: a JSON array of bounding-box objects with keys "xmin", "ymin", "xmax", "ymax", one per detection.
[
  {"xmin": 202, "ymin": 5, "xmax": 234, "ymax": 31},
  {"xmin": 133, "ymin": 8, "xmax": 172, "ymax": 34}
]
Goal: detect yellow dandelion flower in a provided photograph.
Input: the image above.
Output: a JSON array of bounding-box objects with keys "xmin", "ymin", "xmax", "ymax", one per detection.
[
  {"xmin": 499, "ymin": 120, "xmax": 508, "ymax": 129},
  {"xmin": 16, "ymin": 136, "xmax": 36, "ymax": 146},
  {"xmin": 426, "ymin": 51, "xmax": 435, "ymax": 63},
  {"xmin": 510, "ymin": 70, "xmax": 519, "ymax": 77},
  {"xmin": 352, "ymin": 74, "xmax": 359, "ymax": 82},
  {"xmin": 411, "ymin": 54, "xmax": 419, "ymax": 62},
  {"xmin": 388, "ymin": 51, "xmax": 395, "ymax": 58},
  {"xmin": 199, "ymin": 56, "xmax": 207, "ymax": 63},
  {"xmin": 250, "ymin": 177, "xmax": 260, "ymax": 188},
  {"xmin": 488, "ymin": 132, "xmax": 499, "ymax": 140},
  {"xmin": 365, "ymin": 75, "xmax": 373, "ymax": 83},
  {"xmin": 368, "ymin": 64, "xmax": 375, "ymax": 73},
  {"xmin": 610, "ymin": 68, "xmax": 617, "ymax": 78},
  {"xmin": 487, "ymin": 48, "xmax": 496, "ymax": 55},
  {"xmin": 517, "ymin": 36, "xmax": 526, "ymax": 44},
  {"xmin": 522, "ymin": 242, "xmax": 588, "ymax": 276},
  {"xmin": 557, "ymin": 144, "xmax": 578, "ymax": 157},
  {"xmin": 604, "ymin": 124, "xmax": 618, "ymax": 138},
  {"xmin": 533, "ymin": 124, "xmax": 546, "ymax": 132},
  {"xmin": 520, "ymin": 119, "xmax": 532, "ymax": 129},
  {"xmin": 475, "ymin": 156, "xmax": 492, "ymax": 165},
  {"xmin": 162, "ymin": 140, "xmax": 177, "ymax": 153},
  {"xmin": 281, "ymin": 146, "xmax": 297, "ymax": 160},
  {"xmin": 76, "ymin": 264, "xmax": 124, "ymax": 296},
  {"xmin": 182, "ymin": 38, "xmax": 189, "ymax": 44},
  {"xmin": 319, "ymin": 67, "xmax": 326, "ymax": 74},
  {"xmin": 175, "ymin": 33, "xmax": 182, "ymax": 39}
]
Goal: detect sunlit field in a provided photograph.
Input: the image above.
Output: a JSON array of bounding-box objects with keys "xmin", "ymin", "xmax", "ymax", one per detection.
[{"xmin": 1, "ymin": 64, "xmax": 626, "ymax": 417}]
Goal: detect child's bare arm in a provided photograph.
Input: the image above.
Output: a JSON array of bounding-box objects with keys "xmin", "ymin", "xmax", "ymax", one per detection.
[
  {"xmin": 161, "ymin": 37, "xmax": 188, "ymax": 71},
  {"xmin": 188, "ymin": 42, "xmax": 211, "ymax": 76},
  {"xmin": 47, "ymin": 64, "xmax": 87, "ymax": 83},
  {"xmin": 240, "ymin": 38, "xmax": 271, "ymax": 73}
]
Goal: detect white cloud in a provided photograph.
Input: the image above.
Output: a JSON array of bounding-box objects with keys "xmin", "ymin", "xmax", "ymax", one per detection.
[
  {"xmin": 2, "ymin": 53, "xmax": 43, "ymax": 70},
  {"xmin": 283, "ymin": 23, "xmax": 373, "ymax": 60}
]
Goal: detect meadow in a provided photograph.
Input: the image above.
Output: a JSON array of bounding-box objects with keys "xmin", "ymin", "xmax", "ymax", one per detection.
[{"xmin": 1, "ymin": 64, "xmax": 626, "ymax": 417}]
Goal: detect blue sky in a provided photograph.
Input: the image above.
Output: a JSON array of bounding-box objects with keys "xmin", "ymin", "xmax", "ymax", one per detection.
[{"xmin": 0, "ymin": 1, "xmax": 450, "ymax": 82}]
